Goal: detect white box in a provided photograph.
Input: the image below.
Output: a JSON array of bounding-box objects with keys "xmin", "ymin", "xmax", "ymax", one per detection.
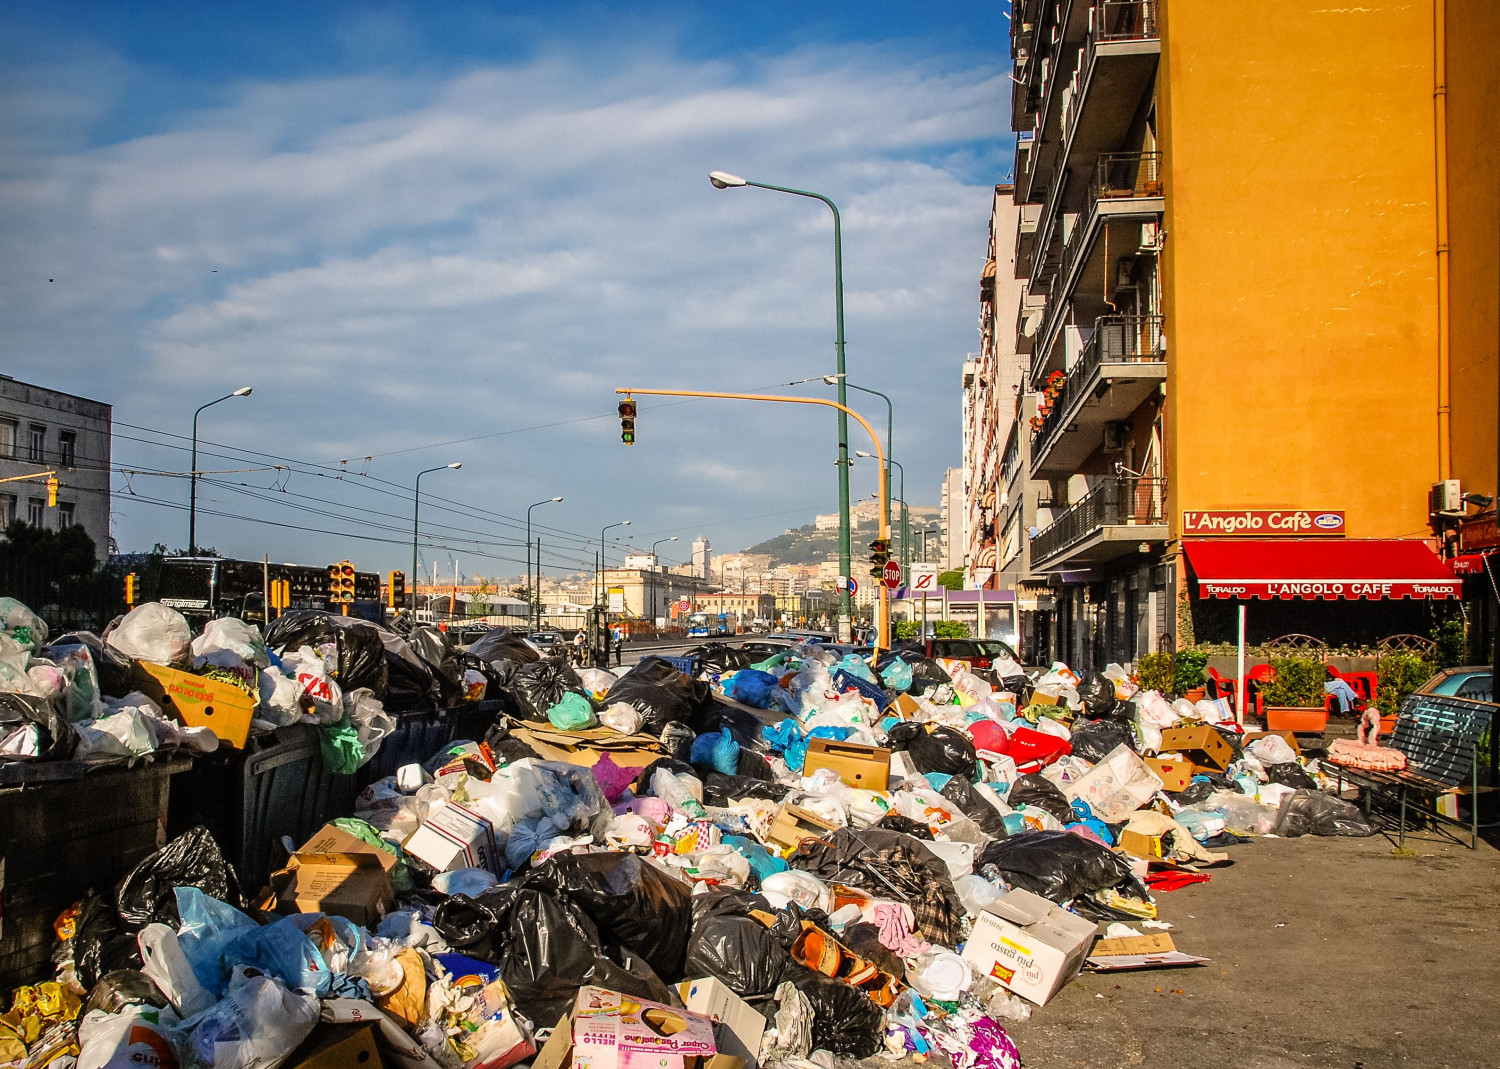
[
  {"xmin": 403, "ymin": 801, "xmax": 499, "ymax": 874},
  {"xmin": 677, "ymin": 978, "xmax": 764, "ymax": 1068},
  {"xmin": 1062, "ymin": 744, "xmax": 1163, "ymax": 823},
  {"xmin": 960, "ymin": 889, "xmax": 1098, "ymax": 1005}
]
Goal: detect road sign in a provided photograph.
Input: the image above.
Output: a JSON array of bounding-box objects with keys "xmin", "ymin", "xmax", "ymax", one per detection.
[
  {"xmin": 909, "ymin": 563, "xmax": 939, "ymax": 591},
  {"xmin": 678, "ymin": 598, "xmax": 690, "ymax": 611},
  {"xmin": 882, "ymin": 560, "xmax": 902, "ymax": 589},
  {"xmin": 836, "ymin": 576, "xmax": 859, "ymax": 595}
]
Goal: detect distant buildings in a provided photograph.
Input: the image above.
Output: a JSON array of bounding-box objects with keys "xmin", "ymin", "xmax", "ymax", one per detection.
[{"xmin": 0, "ymin": 375, "xmax": 112, "ymax": 560}]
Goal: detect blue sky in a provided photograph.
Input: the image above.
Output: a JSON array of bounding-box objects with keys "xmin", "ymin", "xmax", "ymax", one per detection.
[{"xmin": 1, "ymin": 1, "xmax": 1013, "ymax": 583}]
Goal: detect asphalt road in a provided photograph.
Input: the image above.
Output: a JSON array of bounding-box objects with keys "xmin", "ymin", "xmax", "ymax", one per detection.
[{"xmin": 1003, "ymin": 829, "xmax": 1500, "ymax": 1069}]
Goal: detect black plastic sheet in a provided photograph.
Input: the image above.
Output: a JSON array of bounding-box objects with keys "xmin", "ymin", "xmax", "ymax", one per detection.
[
  {"xmin": 71, "ymin": 892, "xmax": 140, "ymax": 990},
  {"xmin": 702, "ymin": 772, "xmax": 791, "ymax": 808},
  {"xmin": 1273, "ymin": 789, "xmax": 1377, "ymax": 837},
  {"xmin": 116, "ymin": 825, "xmax": 244, "ymax": 930},
  {"xmin": 1067, "ymin": 718, "xmax": 1138, "ymax": 762},
  {"xmin": 262, "ymin": 611, "xmax": 391, "ymax": 699},
  {"xmin": 82, "ymin": 970, "xmax": 168, "ymax": 1017},
  {"xmin": 939, "ymin": 776, "xmax": 1008, "ymax": 840},
  {"xmin": 688, "ymin": 643, "xmax": 751, "ymax": 674},
  {"xmin": 467, "ymin": 628, "xmax": 541, "ymax": 669},
  {"xmin": 1003, "ymin": 774, "xmax": 1075, "ymax": 825},
  {"xmin": 407, "ymin": 626, "xmax": 465, "ymax": 704},
  {"xmin": 875, "ymin": 651, "xmax": 950, "ymax": 696},
  {"xmin": 1264, "ymin": 761, "xmax": 1317, "ymax": 790},
  {"xmin": 509, "ymin": 658, "xmax": 585, "ymax": 721},
  {"xmin": 976, "ymin": 830, "xmax": 1145, "ymax": 903},
  {"xmin": 886, "ymin": 722, "xmax": 977, "ymax": 779},
  {"xmin": 607, "ymin": 657, "xmax": 718, "ymax": 735}
]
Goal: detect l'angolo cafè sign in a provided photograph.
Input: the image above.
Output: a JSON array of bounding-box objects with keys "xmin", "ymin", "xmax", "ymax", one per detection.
[{"xmin": 1182, "ymin": 510, "xmax": 1346, "ymax": 537}]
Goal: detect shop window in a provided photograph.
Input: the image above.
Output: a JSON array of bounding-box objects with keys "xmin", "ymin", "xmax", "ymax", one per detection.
[
  {"xmin": 26, "ymin": 498, "xmax": 44, "ymax": 527},
  {"xmin": 28, "ymin": 425, "xmax": 45, "ymax": 463},
  {"xmin": 58, "ymin": 431, "xmax": 76, "ymax": 468},
  {"xmin": 58, "ymin": 502, "xmax": 75, "ymax": 528}
]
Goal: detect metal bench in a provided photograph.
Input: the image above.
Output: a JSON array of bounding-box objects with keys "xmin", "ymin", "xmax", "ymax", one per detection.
[{"xmin": 1327, "ymin": 692, "xmax": 1495, "ymax": 849}]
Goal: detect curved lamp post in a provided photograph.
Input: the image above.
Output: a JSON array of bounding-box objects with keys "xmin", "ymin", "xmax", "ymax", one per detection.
[
  {"xmin": 413, "ymin": 463, "xmax": 462, "ymax": 607},
  {"xmin": 526, "ymin": 496, "xmax": 564, "ymax": 629},
  {"xmin": 189, "ymin": 386, "xmax": 252, "ymax": 554}
]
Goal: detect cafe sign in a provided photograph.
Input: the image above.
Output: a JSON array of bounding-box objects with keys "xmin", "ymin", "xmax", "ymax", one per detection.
[{"xmin": 1182, "ymin": 510, "xmax": 1345, "ymax": 537}]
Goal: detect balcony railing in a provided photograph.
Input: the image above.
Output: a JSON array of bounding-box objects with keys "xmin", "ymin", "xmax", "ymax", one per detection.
[
  {"xmin": 1030, "ymin": 313, "xmax": 1164, "ymax": 449},
  {"xmin": 1031, "ymin": 477, "xmax": 1167, "ymax": 564},
  {"xmin": 1095, "ymin": 0, "xmax": 1158, "ymax": 41},
  {"xmin": 1000, "ymin": 420, "xmax": 1022, "ymax": 491}
]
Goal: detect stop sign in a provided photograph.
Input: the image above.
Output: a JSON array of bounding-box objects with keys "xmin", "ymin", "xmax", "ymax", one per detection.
[{"xmin": 882, "ymin": 560, "xmax": 902, "ymax": 589}]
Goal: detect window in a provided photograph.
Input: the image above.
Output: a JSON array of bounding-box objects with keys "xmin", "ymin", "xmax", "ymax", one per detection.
[
  {"xmin": 0, "ymin": 420, "xmax": 14, "ymax": 458},
  {"xmin": 57, "ymin": 502, "xmax": 75, "ymax": 528},
  {"xmin": 28, "ymin": 425, "xmax": 45, "ymax": 463},
  {"xmin": 58, "ymin": 431, "xmax": 75, "ymax": 468},
  {"xmin": 0, "ymin": 495, "xmax": 14, "ymax": 526},
  {"xmin": 27, "ymin": 498, "xmax": 44, "ymax": 527}
]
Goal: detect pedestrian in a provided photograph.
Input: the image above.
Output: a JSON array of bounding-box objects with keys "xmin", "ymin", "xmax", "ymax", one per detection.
[
  {"xmin": 612, "ymin": 625, "xmax": 624, "ymax": 666},
  {"xmin": 571, "ymin": 628, "xmax": 586, "ymax": 665}
]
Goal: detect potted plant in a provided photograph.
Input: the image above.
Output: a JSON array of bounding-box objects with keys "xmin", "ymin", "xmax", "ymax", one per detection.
[
  {"xmin": 1376, "ymin": 652, "xmax": 1436, "ymax": 734},
  {"xmin": 1259, "ymin": 656, "xmax": 1329, "ymax": 732},
  {"xmin": 1134, "ymin": 651, "xmax": 1175, "ymax": 694},
  {"xmin": 1173, "ymin": 649, "xmax": 1208, "ymax": 701}
]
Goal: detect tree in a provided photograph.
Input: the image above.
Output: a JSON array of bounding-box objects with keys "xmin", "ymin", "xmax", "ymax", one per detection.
[
  {"xmin": 468, "ymin": 574, "xmax": 495, "ymax": 618},
  {"xmin": 934, "ymin": 619, "xmax": 970, "ymax": 639},
  {"xmin": 937, "ymin": 569, "xmax": 963, "ymax": 591}
]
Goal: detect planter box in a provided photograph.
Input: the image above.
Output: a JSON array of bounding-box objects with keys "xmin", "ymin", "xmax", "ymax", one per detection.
[{"xmin": 1264, "ymin": 706, "xmax": 1328, "ymax": 733}]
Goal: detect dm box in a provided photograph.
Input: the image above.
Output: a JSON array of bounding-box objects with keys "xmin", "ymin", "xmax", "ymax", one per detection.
[{"xmin": 133, "ymin": 661, "xmax": 257, "ymax": 748}]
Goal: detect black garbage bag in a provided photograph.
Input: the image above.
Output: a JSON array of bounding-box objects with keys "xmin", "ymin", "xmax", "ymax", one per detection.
[
  {"xmin": 45, "ymin": 632, "xmax": 135, "ymax": 699},
  {"xmin": 735, "ymin": 747, "xmax": 775, "ymax": 780},
  {"xmin": 407, "ymin": 626, "xmax": 465, "ymax": 703},
  {"xmin": 886, "ymin": 722, "xmax": 977, "ymax": 779},
  {"xmin": 689, "ymin": 643, "xmax": 751, "ymax": 674},
  {"xmin": 72, "ymin": 892, "xmax": 140, "ymax": 989},
  {"xmin": 1068, "ymin": 718, "xmax": 1138, "ymax": 762},
  {"xmin": 83, "ymin": 970, "xmax": 168, "ymax": 1017},
  {"xmin": 633, "ymin": 757, "xmax": 698, "ymax": 798},
  {"xmin": 939, "ymin": 776, "xmax": 1008, "ymax": 840},
  {"xmin": 509, "ymin": 658, "xmax": 585, "ymax": 721},
  {"xmin": 262, "ymin": 608, "xmax": 338, "ymax": 652},
  {"xmin": 1264, "ymin": 761, "xmax": 1317, "ymax": 790},
  {"xmin": 116, "ymin": 825, "xmax": 244, "ymax": 930},
  {"xmin": 1212, "ymin": 725, "xmax": 1245, "ymax": 760},
  {"xmin": 976, "ymin": 831, "xmax": 1146, "ymax": 903},
  {"xmin": 384, "ymin": 650, "xmax": 439, "ymax": 712},
  {"xmin": 608, "ymin": 657, "xmax": 717, "ymax": 735},
  {"xmin": 874, "ymin": 813, "xmax": 933, "ymax": 840},
  {"xmin": 1168, "ymin": 780, "xmax": 1216, "ymax": 806},
  {"xmin": 524, "ymin": 853, "xmax": 694, "ymax": 980},
  {"xmin": 263, "ymin": 611, "xmax": 391, "ymax": 698},
  {"xmin": 1273, "ymin": 789, "xmax": 1377, "ymax": 837},
  {"xmin": 1005, "ymin": 774, "xmax": 1076, "ymax": 825},
  {"xmin": 702, "ymin": 772, "xmax": 790, "ymax": 807},
  {"xmin": 0, "ymin": 692, "xmax": 76, "ymax": 761},
  {"xmin": 841, "ymin": 922, "xmax": 906, "ymax": 980},
  {"xmin": 684, "ymin": 910, "xmax": 794, "ymax": 999},
  {"xmin": 484, "ymin": 720, "xmax": 542, "ymax": 765},
  {"xmin": 1077, "ymin": 673, "xmax": 1118, "ymax": 719},
  {"xmin": 875, "ymin": 651, "xmax": 950, "ymax": 695},
  {"xmin": 467, "ymin": 628, "xmax": 540, "ymax": 669},
  {"xmin": 998, "ymin": 673, "xmax": 1034, "ymax": 706},
  {"xmin": 789, "ymin": 964, "xmax": 886, "ymax": 1057}
]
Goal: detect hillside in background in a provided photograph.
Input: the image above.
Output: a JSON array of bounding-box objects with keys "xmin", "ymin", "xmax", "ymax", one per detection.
[{"xmin": 741, "ymin": 524, "xmax": 840, "ymax": 567}]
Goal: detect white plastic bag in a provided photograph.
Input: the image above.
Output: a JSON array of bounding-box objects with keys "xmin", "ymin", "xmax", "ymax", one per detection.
[
  {"xmin": 77, "ymin": 1005, "xmax": 181, "ymax": 1069},
  {"xmin": 1249, "ymin": 734, "xmax": 1297, "ymax": 765},
  {"xmin": 256, "ymin": 665, "xmax": 303, "ymax": 727},
  {"xmin": 193, "ymin": 617, "xmax": 270, "ymax": 669},
  {"xmin": 344, "ymin": 688, "xmax": 395, "ymax": 764},
  {"xmin": 74, "ymin": 709, "xmax": 156, "ymax": 764},
  {"xmin": 0, "ymin": 598, "xmax": 47, "ymax": 649},
  {"xmin": 106, "ymin": 603, "xmax": 192, "ymax": 666},
  {"xmin": 280, "ymin": 645, "xmax": 343, "ymax": 723},
  {"xmin": 179, "ymin": 966, "xmax": 319, "ymax": 1069},
  {"xmin": 575, "ymin": 668, "xmax": 617, "ymax": 699},
  {"xmin": 759, "ymin": 870, "xmax": 832, "ymax": 913},
  {"xmin": 599, "ymin": 702, "xmax": 644, "ymax": 734},
  {"xmin": 138, "ymin": 922, "xmax": 216, "ymax": 1018}
]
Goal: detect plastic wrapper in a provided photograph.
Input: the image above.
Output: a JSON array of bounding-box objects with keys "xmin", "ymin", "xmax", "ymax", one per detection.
[
  {"xmin": 975, "ymin": 830, "xmax": 1146, "ymax": 903},
  {"xmin": 1249, "ymin": 734, "xmax": 1298, "ymax": 765},
  {"xmin": 790, "ymin": 965, "xmax": 886, "ymax": 1057},
  {"xmin": 876, "ymin": 651, "xmax": 951, "ymax": 694},
  {"xmin": 1210, "ymin": 791, "xmax": 1280, "ymax": 835},
  {"xmin": 137, "ymin": 924, "xmax": 216, "ymax": 1018},
  {"xmin": 599, "ymin": 702, "xmax": 644, "ymax": 734},
  {"xmin": 179, "ymin": 965, "xmax": 319, "ymax": 1069},
  {"xmin": 278, "ymin": 646, "xmax": 344, "ymax": 723},
  {"xmin": 509, "ymin": 658, "xmax": 585, "ymax": 721},
  {"xmin": 116, "ymin": 826, "xmax": 243, "ymax": 931},
  {"xmin": 689, "ymin": 726, "xmax": 741, "ymax": 775},
  {"xmin": 1273, "ymin": 789, "xmax": 1377, "ymax": 837},
  {"xmin": 702, "ymin": 772, "xmax": 791, "ymax": 807},
  {"xmin": 726, "ymin": 669, "xmax": 781, "ymax": 708},
  {"xmin": 104, "ymin": 604, "xmax": 191, "ymax": 667},
  {"xmin": 880, "ymin": 656, "xmax": 913, "ymax": 692},
  {"xmin": 0, "ymin": 691, "xmax": 76, "ymax": 760},
  {"xmin": 1062, "ymin": 744, "xmax": 1163, "ymax": 823}
]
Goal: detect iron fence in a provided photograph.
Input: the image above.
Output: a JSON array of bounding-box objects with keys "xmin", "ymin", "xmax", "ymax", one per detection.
[{"xmin": 1031, "ymin": 477, "xmax": 1167, "ymax": 565}]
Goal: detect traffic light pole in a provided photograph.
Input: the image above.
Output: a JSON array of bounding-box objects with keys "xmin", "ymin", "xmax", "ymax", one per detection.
[{"xmin": 615, "ymin": 387, "xmax": 889, "ymax": 650}]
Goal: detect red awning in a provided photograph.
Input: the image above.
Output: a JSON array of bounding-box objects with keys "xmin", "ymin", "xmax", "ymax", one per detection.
[
  {"xmin": 1184, "ymin": 539, "xmax": 1462, "ymax": 600},
  {"xmin": 1451, "ymin": 551, "xmax": 1494, "ymax": 576}
]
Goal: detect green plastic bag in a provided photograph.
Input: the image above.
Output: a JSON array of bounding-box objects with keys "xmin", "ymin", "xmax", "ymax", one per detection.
[
  {"xmin": 318, "ymin": 716, "xmax": 366, "ymax": 775},
  {"xmin": 546, "ymin": 691, "xmax": 597, "ymax": 730},
  {"xmin": 750, "ymin": 654, "xmax": 789, "ymax": 672},
  {"xmin": 329, "ymin": 817, "xmax": 414, "ymax": 891}
]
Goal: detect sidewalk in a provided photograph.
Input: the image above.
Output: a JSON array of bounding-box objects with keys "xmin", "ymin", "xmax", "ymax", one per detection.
[{"xmin": 1005, "ymin": 831, "xmax": 1500, "ymax": 1069}]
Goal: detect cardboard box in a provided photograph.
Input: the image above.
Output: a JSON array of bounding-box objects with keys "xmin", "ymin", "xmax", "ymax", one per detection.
[
  {"xmin": 296, "ymin": 823, "xmax": 401, "ymax": 876},
  {"xmin": 893, "ymin": 694, "xmax": 922, "ymax": 718},
  {"xmin": 803, "ymin": 738, "xmax": 891, "ymax": 790},
  {"xmin": 508, "ymin": 722, "xmax": 665, "ymax": 769},
  {"xmin": 541, "ymin": 986, "xmax": 736, "ymax": 1069},
  {"xmin": 676, "ymin": 978, "xmax": 764, "ymax": 1068},
  {"xmin": 403, "ymin": 802, "xmax": 498, "ymax": 874},
  {"xmin": 1062, "ymin": 744, "xmax": 1163, "ymax": 822},
  {"xmin": 285, "ymin": 1022, "xmax": 383, "ymax": 1069},
  {"xmin": 1086, "ymin": 932, "xmax": 1207, "ymax": 971},
  {"xmin": 268, "ymin": 851, "xmax": 395, "ymax": 927},
  {"xmin": 133, "ymin": 661, "xmax": 258, "ymax": 749},
  {"xmin": 765, "ymin": 803, "xmax": 840, "ymax": 851},
  {"xmin": 960, "ymin": 889, "xmax": 1099, "ymax": 1006},
  {"xmin": 1116, "ymin": 829, "xmax": 1164, "ymax": 860},
  {"xmin": 1144, "ymin": 756, "xmax": 1193, "ymax": 793},
  {"xmin": 1156, "ymin": 725, "xmax": 1234, "ymax": 773},
  {"xmin": 1028, "ymin": 691, "xmax": 1063, "ymax": 707},
  {"xmin": 1243, "ymin": 730, "xmax": 1301, "ymax": 754}
]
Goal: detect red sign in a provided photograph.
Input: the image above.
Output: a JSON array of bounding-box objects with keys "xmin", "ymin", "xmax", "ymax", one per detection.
[
  {"xmin": 1458, "ymin": 516, "xmax": 1500, "ymax": 552},
  {"xmin": 678, "ymin": 599, "xmax": 690, "ymax": 611},
  {"xmin": 1450, "ymin": 552, "xmax": 1493, "ymax": 575},
  {"xmin": 1198, "ymin": 579, "xmax": 1460, "ymax": 600},
  {"xmin": 882, "ymin": 560, "xmax": 902, "ymax": 589},
  {"xmin": 1182, "ymin": 510, "xmax": 1345, "ymax": 537}
]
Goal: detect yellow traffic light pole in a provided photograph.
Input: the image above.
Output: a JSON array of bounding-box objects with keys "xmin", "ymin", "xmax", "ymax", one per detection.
[{"xmin": 614, "ymin": 386, "xmax": 891, "ymax": 651}]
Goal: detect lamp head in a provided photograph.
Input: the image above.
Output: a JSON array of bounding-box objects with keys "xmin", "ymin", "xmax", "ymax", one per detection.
[
  {"xmin": 670, "ymin": 536, "xmax": 679, "ymax": 541},
  {"xmin": 708, "ymin": 171, "xmax": 746, "ymax": 189},
  {"xmin": 822, "ymin": 375, "xmax": 840, "ymax": 386},
  {"xmin": 622, "ymin": 520, "xmax": 632, "ymax": 526},
  {"xmin": 232, "ymin": 386, "xmax": 253, "ymax": 397},
  {"xmin": 552, "ymin": 495, "xmax": 564, "ymax": 502},
  {"xmin": 447, "ymin": 462, "xmax": 462, "ymax": 470},
  {"xmin": 855, "ymin": 450, "xmax": 873, "ymax": 458}
]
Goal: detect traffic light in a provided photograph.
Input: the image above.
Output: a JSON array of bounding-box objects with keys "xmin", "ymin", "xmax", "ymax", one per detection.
[
  {"xmin": 618, "ymin": 397, "xmax": 637, "ymax": 445},
  {"xmin": 388, "ymin": 570, "xmax": 406, "ymax": 609},
  {"xmin": 328, "ymin": 560, "xmax": 356, "ymax": 604},
  {"xmin": 868, "ymin": 538, "xmax": 890, "ymax": 579},
  {"xmin": 124, "ymin": 573, "xmax": 138, "ymax": 607},
  {"xmin": 46, "ymin": 476, "xmax": 58, "ymax": 507}
]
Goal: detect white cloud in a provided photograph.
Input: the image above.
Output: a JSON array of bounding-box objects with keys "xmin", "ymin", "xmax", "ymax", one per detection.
[{"xmin": 0, "ymin": 34, "xmax": 1009, "ymax": 571}]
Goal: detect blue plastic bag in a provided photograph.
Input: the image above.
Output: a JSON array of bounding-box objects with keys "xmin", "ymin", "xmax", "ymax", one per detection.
[
  {"xmin": 728, "ymin": 669, "xmax": 781, "ymax": 709},
  {"xmin": 838, "ymin": 655, "xmax": 876, "ymax": 683},
  {"xmin": 761, "ymin": 719, "xmax": 853, "ymax": 772},
  {"xmin": 690, "ymin": 727, "xmax": 741, "ymax": 776},
  {"xmin": 230, "ymin": 917, "xmax": 332, "ymax": 997},
  {"xmin": 880, "ymin": 657, "xmax": 914, "ymax": 692},
  {"xmin": 723, "ymin": 834, "xmax": 788, "ymax": 882},
  {"xmin": 175, "ymin": 886, "xmax": 257, "ymax": 996}
]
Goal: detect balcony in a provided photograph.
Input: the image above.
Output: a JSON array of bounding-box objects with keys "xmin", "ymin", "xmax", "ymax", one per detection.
[
  {"xmin": 1059, "ymin": 3, "xmax": 1161, "ymax": 163},
  {"xmin": 1015, "ymin": 283, "xmax": 1046, "ymax": 355},
  {"xmin": 1030, "ymin": 314, "xmax": 1165, "ymax": 476},
  {"xmin": 1030, "ymin": 151, "xmax": 1164, "ymax": 385},
  {"xmin": 1030, "ymin": 477, "xmax": 1168, "ymax": 570},
  {"xmin": 1013, "ymin": 204, "xmax": 1042, "ymax": 280},
  {"xmin": 1000, "ymin": 419, "xmax": 1022, "ymax": 494}
]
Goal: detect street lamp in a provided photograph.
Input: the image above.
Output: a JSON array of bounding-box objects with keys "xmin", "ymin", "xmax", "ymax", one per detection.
[
  {"xmin": 710, "ymin": 170, "xmax": 852, "ymax": 641},
  {"xmin": 832, "ymin": 378, "xmax": 894, "ymax": 551},
  {"xmin": 857, "ymin": 451, "xmax": 908, "ymax": 569},
  {"xmin": 188, "ymin": 386, "xmax": 252, "ymax": 555},
  {"xmin": 650, "ymin": 536, "xmax": 679, "ymax": 627},
  {"xmin": 413, "ymin": 463, "xmax": 462, "ymax": 606},
  {"xmin": 526, "ymin": 496, "xmax": 564, "ymax": 630},
  {"xmin": 597, "ymin": 520, "xmax": 631, "ymax": 606}
]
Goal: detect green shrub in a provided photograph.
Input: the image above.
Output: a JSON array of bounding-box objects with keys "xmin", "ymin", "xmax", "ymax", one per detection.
[
  {"xmin": 1377, "ymin": 653, "xmax": 1437, "ymax": 716},
  {"xmin": 937, "ymin": 570, "xmax": 964, "ymax": 591},
  {"xmin": 1259, "ymin": 656, "xmax": 1328, "ymax": 708},
  {"xmin": 934, "ymin": 620, "xmax": 970, "ymax": 639},
  {"xmin": 892, "ymin": 620, "xmax": 921, "ymax": 642},
  {"xmin": 1432, "ymin": 616, "xmax": 1466, "ymax": 669},
  {"xmin": 1173, "ymin": 649, "xmax": 1208, "ymax": 694},
  {"xmin": 1136, "ymin": 651, "xmax": 1175, "ymax": 694}
]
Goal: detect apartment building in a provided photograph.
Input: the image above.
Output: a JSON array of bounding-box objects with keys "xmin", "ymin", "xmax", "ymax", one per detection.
[
  {"xmin": 0, "ymin": 376, "xmax": 112, "ymax": 559},
  {"xmin": 995, "ymin": 0, "xmax": 1496, "ymax": 668},
  {"xmin": 939, "ymin": 467, "xmax": 964, "ymax": 573}
]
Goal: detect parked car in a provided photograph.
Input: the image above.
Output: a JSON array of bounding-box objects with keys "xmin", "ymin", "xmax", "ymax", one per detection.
[
  {"xmin": 527, "ymin": 631, "xmax": 564, "ymax": 652},
  {"xmin": 919, "ymin": 638, "xmax": 1022, "ymax": 674},
  {"xmin": 1415, "ymin": 666, "xmax": 1492, "ymax": 703}
]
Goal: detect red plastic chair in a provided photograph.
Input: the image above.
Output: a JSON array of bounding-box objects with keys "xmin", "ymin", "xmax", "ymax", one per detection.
[{"xmin": 1206, "ymin": 666, "xmax": 1238, "ymax": 710}]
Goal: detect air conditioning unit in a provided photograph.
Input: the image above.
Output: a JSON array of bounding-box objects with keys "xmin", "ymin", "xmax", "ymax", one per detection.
[
  {"xmin": 1103, "ymin": 422, "xmax": 1128, "ymax": 453},
  {"xmin": 1430, "ymin": 479, "xmax": 1465, "ymax": 517}
]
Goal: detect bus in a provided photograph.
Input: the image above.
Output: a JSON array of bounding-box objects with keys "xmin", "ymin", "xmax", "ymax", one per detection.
[
  {"xmin": 149, "ymin": 556, "xmax": 383, "ymax": 623},
  {"xmin": 686, "ymin": 612, "xmax": 739, "ymax": 638}
]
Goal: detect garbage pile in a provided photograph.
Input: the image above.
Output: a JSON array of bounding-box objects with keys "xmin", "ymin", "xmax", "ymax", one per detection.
[{"xmin": 2, "ymin": 606, "xmax": 1382, "ymax": 1069}]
